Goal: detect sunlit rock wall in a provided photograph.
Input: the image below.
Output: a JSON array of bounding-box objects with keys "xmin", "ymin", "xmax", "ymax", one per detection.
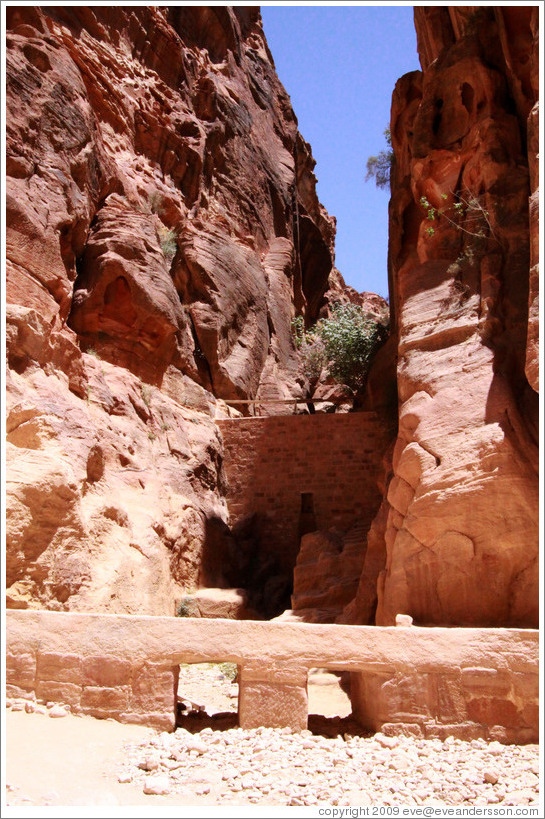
[
  {"xmin": 374, "ymin": 6, "xmax": 539, "ymax": 627},
  {"xmin": 5, "ymin": 6, "xmax": 338, "ymax": 612}
]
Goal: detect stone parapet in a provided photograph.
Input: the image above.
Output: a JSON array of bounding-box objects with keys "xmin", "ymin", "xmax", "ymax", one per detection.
[
  {"xmin": 238, "ymin": 662, "xmax": 308, "ymax": 731},
  {"xmin": 6, "ymin": 611, "xmax": 539, "ymax": 741}
]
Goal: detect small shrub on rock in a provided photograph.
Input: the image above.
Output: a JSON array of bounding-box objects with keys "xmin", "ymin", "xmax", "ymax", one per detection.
[
  {"xmin": 177, "ymin": 598, "xmax": 193, "ymax": 617},
  {"xmin": 157, "ymin": 224, "xmax": 177, "ymax": 262}
]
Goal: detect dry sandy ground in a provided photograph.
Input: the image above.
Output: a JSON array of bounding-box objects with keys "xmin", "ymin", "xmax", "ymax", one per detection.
[{"xmin": 4, "ymin": 667, "xmax": 351, "ymax": 810}]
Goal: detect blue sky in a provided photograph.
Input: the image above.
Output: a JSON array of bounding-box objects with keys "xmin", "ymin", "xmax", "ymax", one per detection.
[{"xmin": 260, "ymin": 3, "xmax": 419, "ymax": 297}]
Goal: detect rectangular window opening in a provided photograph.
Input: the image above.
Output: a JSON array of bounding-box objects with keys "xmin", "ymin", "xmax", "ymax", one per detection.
[
  {"xmin": 176, "ymin": 662, "xmax": 239, "ymax": 732},
  {"xmin": 307, "ymin": 667, "xmax": 365, "ymax": 737}
]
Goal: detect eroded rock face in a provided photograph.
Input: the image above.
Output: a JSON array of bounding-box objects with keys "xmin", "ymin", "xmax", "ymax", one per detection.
[
  {"xmin": 373, "ymin": 6, "xmax": 539, "ymax": 627},
  {"xmin": 289, "ymin": 523, "xmax": 373, "ymax": 624},
  {"xmin": 6, "ymin": 6, "xmax": 334, "ymax": 401},
  {"xmin": 6, "ymin": 308, "xmax": 234, "ymax": 612},
  {"xmin": 5, "ymin": 6, "xmax": 337, "ymax": 612}
]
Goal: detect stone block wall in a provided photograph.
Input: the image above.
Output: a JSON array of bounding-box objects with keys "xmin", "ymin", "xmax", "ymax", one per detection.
[
  {"xmin": 217, "ymin": 412, "xmax": 388, "ymax": 571},
  {"xmin": 238, "ymin": 662, "xmax": 309, "ymax": 731},
  {"xmin": 6, "ymin": 646, "xmax": 178, "ymax": 731},
  {"xmin": 350, "ymin": 662, "xmax": 538, "ymax": 745},
  {"xmin": 6, "ymin": 611, "xmax": 539, "ymax": 742}
]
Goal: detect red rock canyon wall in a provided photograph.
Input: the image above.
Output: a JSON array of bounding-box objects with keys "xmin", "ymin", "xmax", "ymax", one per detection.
[
  {"xmin": 372, "ymin": 6, "xmax": 539, "ymax": 627},
  {"xmin": 5, "ymin": 6, "xmax": 338, "ymax": 612}
]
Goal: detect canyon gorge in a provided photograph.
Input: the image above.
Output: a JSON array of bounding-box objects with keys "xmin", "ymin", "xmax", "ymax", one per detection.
[{"xmin": 5, "ymin": 4, "xmax": 539, "ymax": 638}]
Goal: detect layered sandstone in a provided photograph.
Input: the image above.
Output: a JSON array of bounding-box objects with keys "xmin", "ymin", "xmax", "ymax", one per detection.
[
  {"xmin": 5, "ymin": 6, "xmax": 337, "ymax": 612},
  {"xmin": 366, "ymin": 7, "xmax": 539, "ymax": 628},
  {"xmin": 5, "ymin": 5, "xmax": 539, "ymax": 630}
]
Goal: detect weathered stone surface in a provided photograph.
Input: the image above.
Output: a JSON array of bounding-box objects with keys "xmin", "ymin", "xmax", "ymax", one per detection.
[
  {"xmin": 6, "ymin": 5, "xmax": 334, "ymax": 400},
  {"xmin": 5, "ymin": 347, "xmax": 232, "ymax": 612},
  {"xmin": 6, "ymin": 609, "xmax": 539, "ymax": 741},
  {"xmin": 81, "ymin": 655, "xmax": 132, "ymax": 688},
  {"xmin": 177, "ymin": 588, "xmax": 259, "ymax": 620},
  {"xmin": 340, "ymin": 499, "xmax": 391, "ymax": 626},
  {"xmin": 6, "ymin": 651, "xmax": 37, "ymax": 692},
  {"xmin": 68, "ymin": 195, "xmax": 187, "ymax": 384},
  {"xmin": 373, "ymin": 6, "xmax": 539, "ymax": 628},
  {"xmin": 239, "ymin": 664, "xmax": 308, "ymax": 731},
  {"xmin": 4, "ymin": 6, "xmax": 340, "ymax": 612},
  {"xmin": 291, "ymin": 523, "xmax": 370, "ymax": 623}
]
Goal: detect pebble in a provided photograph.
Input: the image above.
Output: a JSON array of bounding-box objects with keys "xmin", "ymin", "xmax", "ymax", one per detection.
[
  {"xmin": 143, "ymin": 775, "xmax": 171, "ymax": 795},
  {"xmin": 138, "ymin": 757, "xmax": 160, "ymax": 771},
  {"xmin": 376, "ymin": 733, "xmax": 399, "ymax": 748},
  {"xmin": 116, "ymin": 726, "xmax": 540, "ymax": 807},
  {"xmin": 10, "ymin": 701, "xmax": 26, "ymax": 712},
  {"xmin": 48, "ymin": 705, "xmax": 69, "ymax": 718},
  {"xmin": 7, "ymin": 684, "xmax": 540, "ymax": 808},
  {"xmin": 30, "ymin": 703, "xmax": 49, "ymax": 715},
  {"xmin": 184, "ymin": 738, "xmax": 208, "ymax": 754}
]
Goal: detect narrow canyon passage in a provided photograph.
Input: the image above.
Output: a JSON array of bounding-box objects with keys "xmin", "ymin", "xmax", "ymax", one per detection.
[{"xmin": 4, "ymin": 8, "xmax": 540, "ymax": 810}]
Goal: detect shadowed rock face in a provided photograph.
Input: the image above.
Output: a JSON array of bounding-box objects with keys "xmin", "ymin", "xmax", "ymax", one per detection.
[
  {"xmin": 4, "ymin": 6, "xmax": 337, "ymax": 612},
  {"xmin": 370, "ymin": 6, "xmax": 539, "ymax": 627}
]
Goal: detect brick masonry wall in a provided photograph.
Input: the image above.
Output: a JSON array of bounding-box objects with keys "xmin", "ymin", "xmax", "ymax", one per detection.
[{"xmin": 217, "ymin": 412, "xmax": 389, "ymax": 572}]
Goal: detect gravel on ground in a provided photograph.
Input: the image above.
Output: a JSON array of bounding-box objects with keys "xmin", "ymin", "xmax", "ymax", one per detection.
[{"xmin": 4, "ymin": 664, "xmax": 541, "ymax": 810}]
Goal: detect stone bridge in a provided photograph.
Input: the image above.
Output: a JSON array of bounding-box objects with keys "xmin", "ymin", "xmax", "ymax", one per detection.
[{"xmin": 6, "ymin": 611, "xmax": 538, "ymax": 743}]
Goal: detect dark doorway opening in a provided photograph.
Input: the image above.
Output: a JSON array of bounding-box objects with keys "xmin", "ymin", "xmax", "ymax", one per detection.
[{"xmin": 299, "ymin": 492, "xmax": 317, "ymax": 539}]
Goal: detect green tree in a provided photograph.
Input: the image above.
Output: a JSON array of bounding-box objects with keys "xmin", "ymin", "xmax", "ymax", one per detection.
[
  {"xmin": 293, "ymin": 302, "xmax": 389, "ymax": 392},
  {"xmin": 365, "ymin": 127, "xmax": 393, "ymax": 190}
]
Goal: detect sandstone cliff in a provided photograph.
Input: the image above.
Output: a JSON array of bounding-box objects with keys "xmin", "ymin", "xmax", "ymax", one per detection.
[
  {"xmin": 5, "ymin": 6, "xmax": 539, "ymax": 629},
  {"xmin": 357, "ymin": 6, "xmax": 539, "ymax": 628},
  {"xmin": 5, "ymin": 6, "xmax": 337, "ymax": 612}
]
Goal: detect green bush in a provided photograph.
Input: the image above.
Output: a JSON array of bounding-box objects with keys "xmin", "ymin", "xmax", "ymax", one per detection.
[
  {"xmin": 158, "ymin": 224, "xmax": 177, "ymax": 262},
  {"xmin": 148, "ymin": 191, "xmax": 165, "ymax": 215},
  {"xmin": 293, "ymin": 302, "xmax": 389, "ymax": 392},
  {"xmin": 177, "ymin": 598, "xmax": 193, "ymax": 617},
  {"xmin": 218, "ymin": 662, "xmax": 238, "ymax": 681}
]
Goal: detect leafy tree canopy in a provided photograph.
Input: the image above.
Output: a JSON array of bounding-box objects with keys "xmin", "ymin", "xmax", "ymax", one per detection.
[
  {"xmin": 365, "ymin": 127, "xmax": 393, "ymax": 190},
  {"xmin": 293, "ymin": 302, "xmax": 389, "ymax": 392}
]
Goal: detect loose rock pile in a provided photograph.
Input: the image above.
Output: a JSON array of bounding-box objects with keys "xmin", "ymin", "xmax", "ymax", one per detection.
[
  {"xmin": 118, "ymin": 727, "xmax": 540, "ymax": 807},
  {"xmin": 7, "ymin": 698, "xmax": 70, "ymax": 719},
  {"xmin": 7, "ymin": 668, "xmax": 540, "ymax": 809}
]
